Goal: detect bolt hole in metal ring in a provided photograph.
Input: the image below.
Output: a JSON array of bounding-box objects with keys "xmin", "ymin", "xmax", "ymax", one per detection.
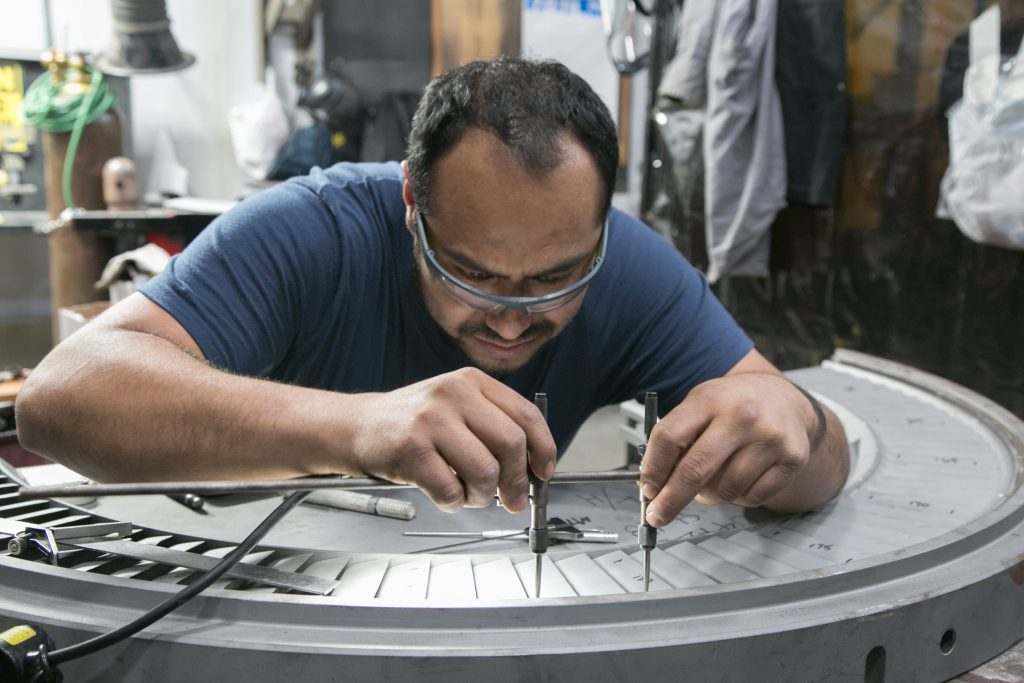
[
  {"xmin": 864, "ymin": 645, "xmax": 886, "ymax": 683},
  {"xmin": 940, "ymin": 628, "xmax": 957, "ymax": 656}
]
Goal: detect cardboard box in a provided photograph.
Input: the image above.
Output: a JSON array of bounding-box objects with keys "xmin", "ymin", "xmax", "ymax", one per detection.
[{"xmin": 57, "ymin": 301, "xmax": 110, "ymax": 342}]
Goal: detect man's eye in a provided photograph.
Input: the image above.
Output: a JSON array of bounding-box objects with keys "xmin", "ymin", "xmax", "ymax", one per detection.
[
  {"xmin": 462, "ymin": 270, "xmax": 493, "ymax": 283},
  {"xmin": 534, "ymin": 273, "xmax": 570, "ymax": 285}
]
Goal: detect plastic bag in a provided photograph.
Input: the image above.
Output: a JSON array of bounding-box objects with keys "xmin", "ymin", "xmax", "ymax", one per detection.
[
  {"xmin": 228, "ymin": 69, "xmax": 290, "ymax": 180},
  {"xmin": 940, "ymin": 6, "xmax": 1024, "ymax": 250}
]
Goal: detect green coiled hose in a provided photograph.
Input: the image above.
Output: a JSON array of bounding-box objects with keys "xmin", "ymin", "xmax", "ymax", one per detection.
[{"xmin": 21, "ymin": 64, "xmax": 117, "ymax": 210}]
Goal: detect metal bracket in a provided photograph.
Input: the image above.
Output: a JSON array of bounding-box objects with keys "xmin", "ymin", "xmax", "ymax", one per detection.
[
  {"xmin": 5, "ymin": 520, "xmax": 336, "ymax": 595},
  {"xmin": 7, "ymin": 521, "xmax": 133, "ymax": 565},
  {"xmin": 73, "ymin": 539, "xmax": 338, "ymax": 595}
]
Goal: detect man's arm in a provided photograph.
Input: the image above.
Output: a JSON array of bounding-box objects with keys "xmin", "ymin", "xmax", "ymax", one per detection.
[
  {"xmin": 15, "ymin": 293, "xmax": 555, "ymax": 513},
  {"xmin": 639, "ymin": 349, "xmax": 850, "ymax": 526}
]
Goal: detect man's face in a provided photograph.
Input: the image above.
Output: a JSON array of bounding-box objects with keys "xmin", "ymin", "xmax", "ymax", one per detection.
[{"xmin": 403, "ymin": 129, "xmax": 606, "ymax": 375}]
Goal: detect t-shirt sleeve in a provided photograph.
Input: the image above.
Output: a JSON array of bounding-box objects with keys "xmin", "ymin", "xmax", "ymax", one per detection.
[
  {"xmin": 594, "ymin": 214, "xmax": 754, "ymax": 414},
  {"xmin": 139, "ymin": 179, "xmax": 341, "ymax": 376}
]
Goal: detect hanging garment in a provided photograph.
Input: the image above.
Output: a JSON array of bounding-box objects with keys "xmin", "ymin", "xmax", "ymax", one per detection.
[
  {"xmin": 659, "ymin": 0, "xmax": 787, "ymax": 282},
  {"xmin": 655, "ymin": 0, "xmax": 717, "ymax": 268},
  {"xmin": 775, "ymin": 0, "xmax": 847, "ymax": 207},
  {"xmin": 659, "ymin": 0, "xmax": 718, "ymax": 107},
  {"xmin": 703, "ymin": 0, "xmax": 787, "ymax": 282}
]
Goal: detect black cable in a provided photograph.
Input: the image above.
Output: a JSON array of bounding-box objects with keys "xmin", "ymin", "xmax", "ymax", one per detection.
[{"xmin": 35, "ymin": 491, "xmax": 309, "ymax": 667}]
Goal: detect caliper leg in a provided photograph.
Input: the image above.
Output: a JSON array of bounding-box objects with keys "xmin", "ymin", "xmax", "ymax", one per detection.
[
  {"xmin": 639, "ymin": 392, "xmax": 658, "ymax": 591},
  {"xmin": 529, "ymin": 393, "xmax": 550, "ymax": 599}
]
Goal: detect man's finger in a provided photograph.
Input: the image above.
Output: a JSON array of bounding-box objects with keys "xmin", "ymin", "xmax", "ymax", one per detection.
[
  {"xmin": 639, "ymin": 409, "xmax": 711, "ymax": 500},
  {"xmin": 646, "ymin": 425, "xmax": 741, "ymax": 526},
  {"xmin": 739, "ymin": 460, "xmax": 803, "ymax": 508},
  {"xmin": 475, "ymin": 382, "xmax": 557, "ymax": 489},
  {"xmin": 432, "ymin": 424, "xmax": 503, "ymax": 508},
  {"xmin": 428, "ymin": 370, "xmax": 551, "ymax": 509},
  {"xmin": 400, "ymin": 447, "xmax": 467, "ymax": 513},
  {"xmin": 694, "ymin": 491, "xmax": 727, "ymax": 506},
  {"xmin": 477, "ymin": 380, "xmax": 557, "ymax": 477},
  {"xmin": 703, "ymin": 444, "xmax": 777, "ymax": 504},
  {"xmin": 452, "ymin": 404, "xmax": 529, "ymax": 510}
]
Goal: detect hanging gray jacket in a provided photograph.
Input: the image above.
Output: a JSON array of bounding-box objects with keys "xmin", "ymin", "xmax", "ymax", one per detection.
[{"xmin": 659, "ymin": 0, "xmax": 787, "ymax": 282}]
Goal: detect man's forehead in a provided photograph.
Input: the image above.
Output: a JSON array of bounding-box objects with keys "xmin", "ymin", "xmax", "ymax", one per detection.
[
  {"xmin": 427, "ymin": 213, "xmax": 602, "ymax": 279},
  {"xmin": 429, "ymin": 129, "xmax": 605, "ymax": 228}
]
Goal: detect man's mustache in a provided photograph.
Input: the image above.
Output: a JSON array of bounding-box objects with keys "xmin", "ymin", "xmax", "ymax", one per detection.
[{"xmin": 458, "ymin": 320, "xmax": 556, "ymax": 343}]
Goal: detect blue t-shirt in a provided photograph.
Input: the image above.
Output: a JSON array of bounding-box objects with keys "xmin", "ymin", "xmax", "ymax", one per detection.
[{"xmin": 141, "ymin": 162, "xmax": 753, "ymax": 454}]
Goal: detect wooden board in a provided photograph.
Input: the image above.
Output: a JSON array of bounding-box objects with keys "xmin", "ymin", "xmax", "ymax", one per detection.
[{"xmin": 0, "ymin": 377, "xmax": 23, "ymax": 404}]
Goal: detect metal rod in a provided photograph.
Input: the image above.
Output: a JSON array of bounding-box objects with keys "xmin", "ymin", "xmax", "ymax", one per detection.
[
  {"xmin": 530, "ymin": 392, "xmax": 550, "ymax": 599},
  {"xmin": 640, "ymin": 391, "xmax": 658, "ymax": 592},
  {"xmin": 17, "ymin": 470, "xmax": 642, "ymax": 500}
]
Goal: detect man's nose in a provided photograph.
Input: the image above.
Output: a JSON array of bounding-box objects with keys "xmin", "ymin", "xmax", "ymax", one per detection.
[{"xmin": 485, "ymin": 307, "xmax": 534, "ymax": 341}]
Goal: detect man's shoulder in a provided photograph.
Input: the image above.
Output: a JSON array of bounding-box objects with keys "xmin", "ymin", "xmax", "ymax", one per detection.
[
  {"xmin": 295, "ymin": 161, "xmax": 403, "ymax": 198},
  {"xmin": 607, "ymin": 208, "xmax": 659, "ymax": 240},
  {"xmin": 605, "ymin": 208, "xmax": 687, "ymax": 274},
  {"xmin": 192, "ymin": 161, "xmax": 406, "ymax": 267},
  {"xmin": 586, "ymin": 208, "xmax": 711, "ymax": 320},
  {"xmin": 234, "ymin": 162, "xmax": 405, "ymax": 244}
]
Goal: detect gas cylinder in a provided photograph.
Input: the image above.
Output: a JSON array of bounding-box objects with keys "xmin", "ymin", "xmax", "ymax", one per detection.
[{"xmin": 38, "ymin": 52, "xmax": 123, "ymax": 342}]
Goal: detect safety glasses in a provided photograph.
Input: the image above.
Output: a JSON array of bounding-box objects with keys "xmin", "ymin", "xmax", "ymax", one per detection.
[{"xmin": 416, "ymin": 211, "xmax": 608, "ymax": 315}]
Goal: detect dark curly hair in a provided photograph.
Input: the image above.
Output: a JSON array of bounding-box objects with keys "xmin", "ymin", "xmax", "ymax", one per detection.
[{"xmin": 406, "ymin": 56, "xmax": 618, "ymax": 219}]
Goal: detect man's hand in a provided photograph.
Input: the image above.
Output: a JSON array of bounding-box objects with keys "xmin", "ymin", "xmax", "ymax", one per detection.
[
  {"xmin": 639, "ymin": 354, "xmax": 849, "ymax": 526},
  {"xmin": 342, "ymin": 368, "xmax": 556, "ymax": 514},
  {"xmin": 16, "ymin": 296, "xmax": 557, "ymax": 501}
]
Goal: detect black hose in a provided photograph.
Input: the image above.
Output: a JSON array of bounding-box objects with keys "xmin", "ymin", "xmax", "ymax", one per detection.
[{"xmin": 34, "ymin": 491, "xmax": 309, "ymax": 667}]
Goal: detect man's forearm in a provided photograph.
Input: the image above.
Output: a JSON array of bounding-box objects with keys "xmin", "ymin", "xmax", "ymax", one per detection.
[{"xmin": 16, "ymin": 327, "xmax": 350, "ymax": 483}]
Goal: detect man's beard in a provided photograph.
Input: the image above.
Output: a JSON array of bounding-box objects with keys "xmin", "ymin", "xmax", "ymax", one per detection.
[
  {"xmin": 450, "ymin": 317, "xmax": 561, "ymax": 376},
  {"xmin": 411, "ymin": 241, "xmax": 558, "ymax": 376}
]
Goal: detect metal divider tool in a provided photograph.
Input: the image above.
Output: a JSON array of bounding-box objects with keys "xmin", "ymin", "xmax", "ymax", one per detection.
[
  {"xmin": 638, "ymin": 392, "xmax": 658, "ymax": 591},
  {"xmin": 529, "ymin": 393, "xmax": 549, "ymax": 599}
]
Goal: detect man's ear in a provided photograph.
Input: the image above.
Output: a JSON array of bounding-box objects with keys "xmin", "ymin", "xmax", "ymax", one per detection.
[{"xmin": 401, "ymin": 160, "xmax": 416, "ymax": 235}]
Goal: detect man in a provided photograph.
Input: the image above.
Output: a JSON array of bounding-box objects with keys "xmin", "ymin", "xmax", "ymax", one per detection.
[{"xmin": 16, "ymin": 57, "xmax": 848, "ymax": 527}]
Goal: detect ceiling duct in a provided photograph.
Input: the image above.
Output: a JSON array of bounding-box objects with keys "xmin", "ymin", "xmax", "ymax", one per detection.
[{"xmin": 96, "ymin": 0, "xmax": 195, "ymax": 75}]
